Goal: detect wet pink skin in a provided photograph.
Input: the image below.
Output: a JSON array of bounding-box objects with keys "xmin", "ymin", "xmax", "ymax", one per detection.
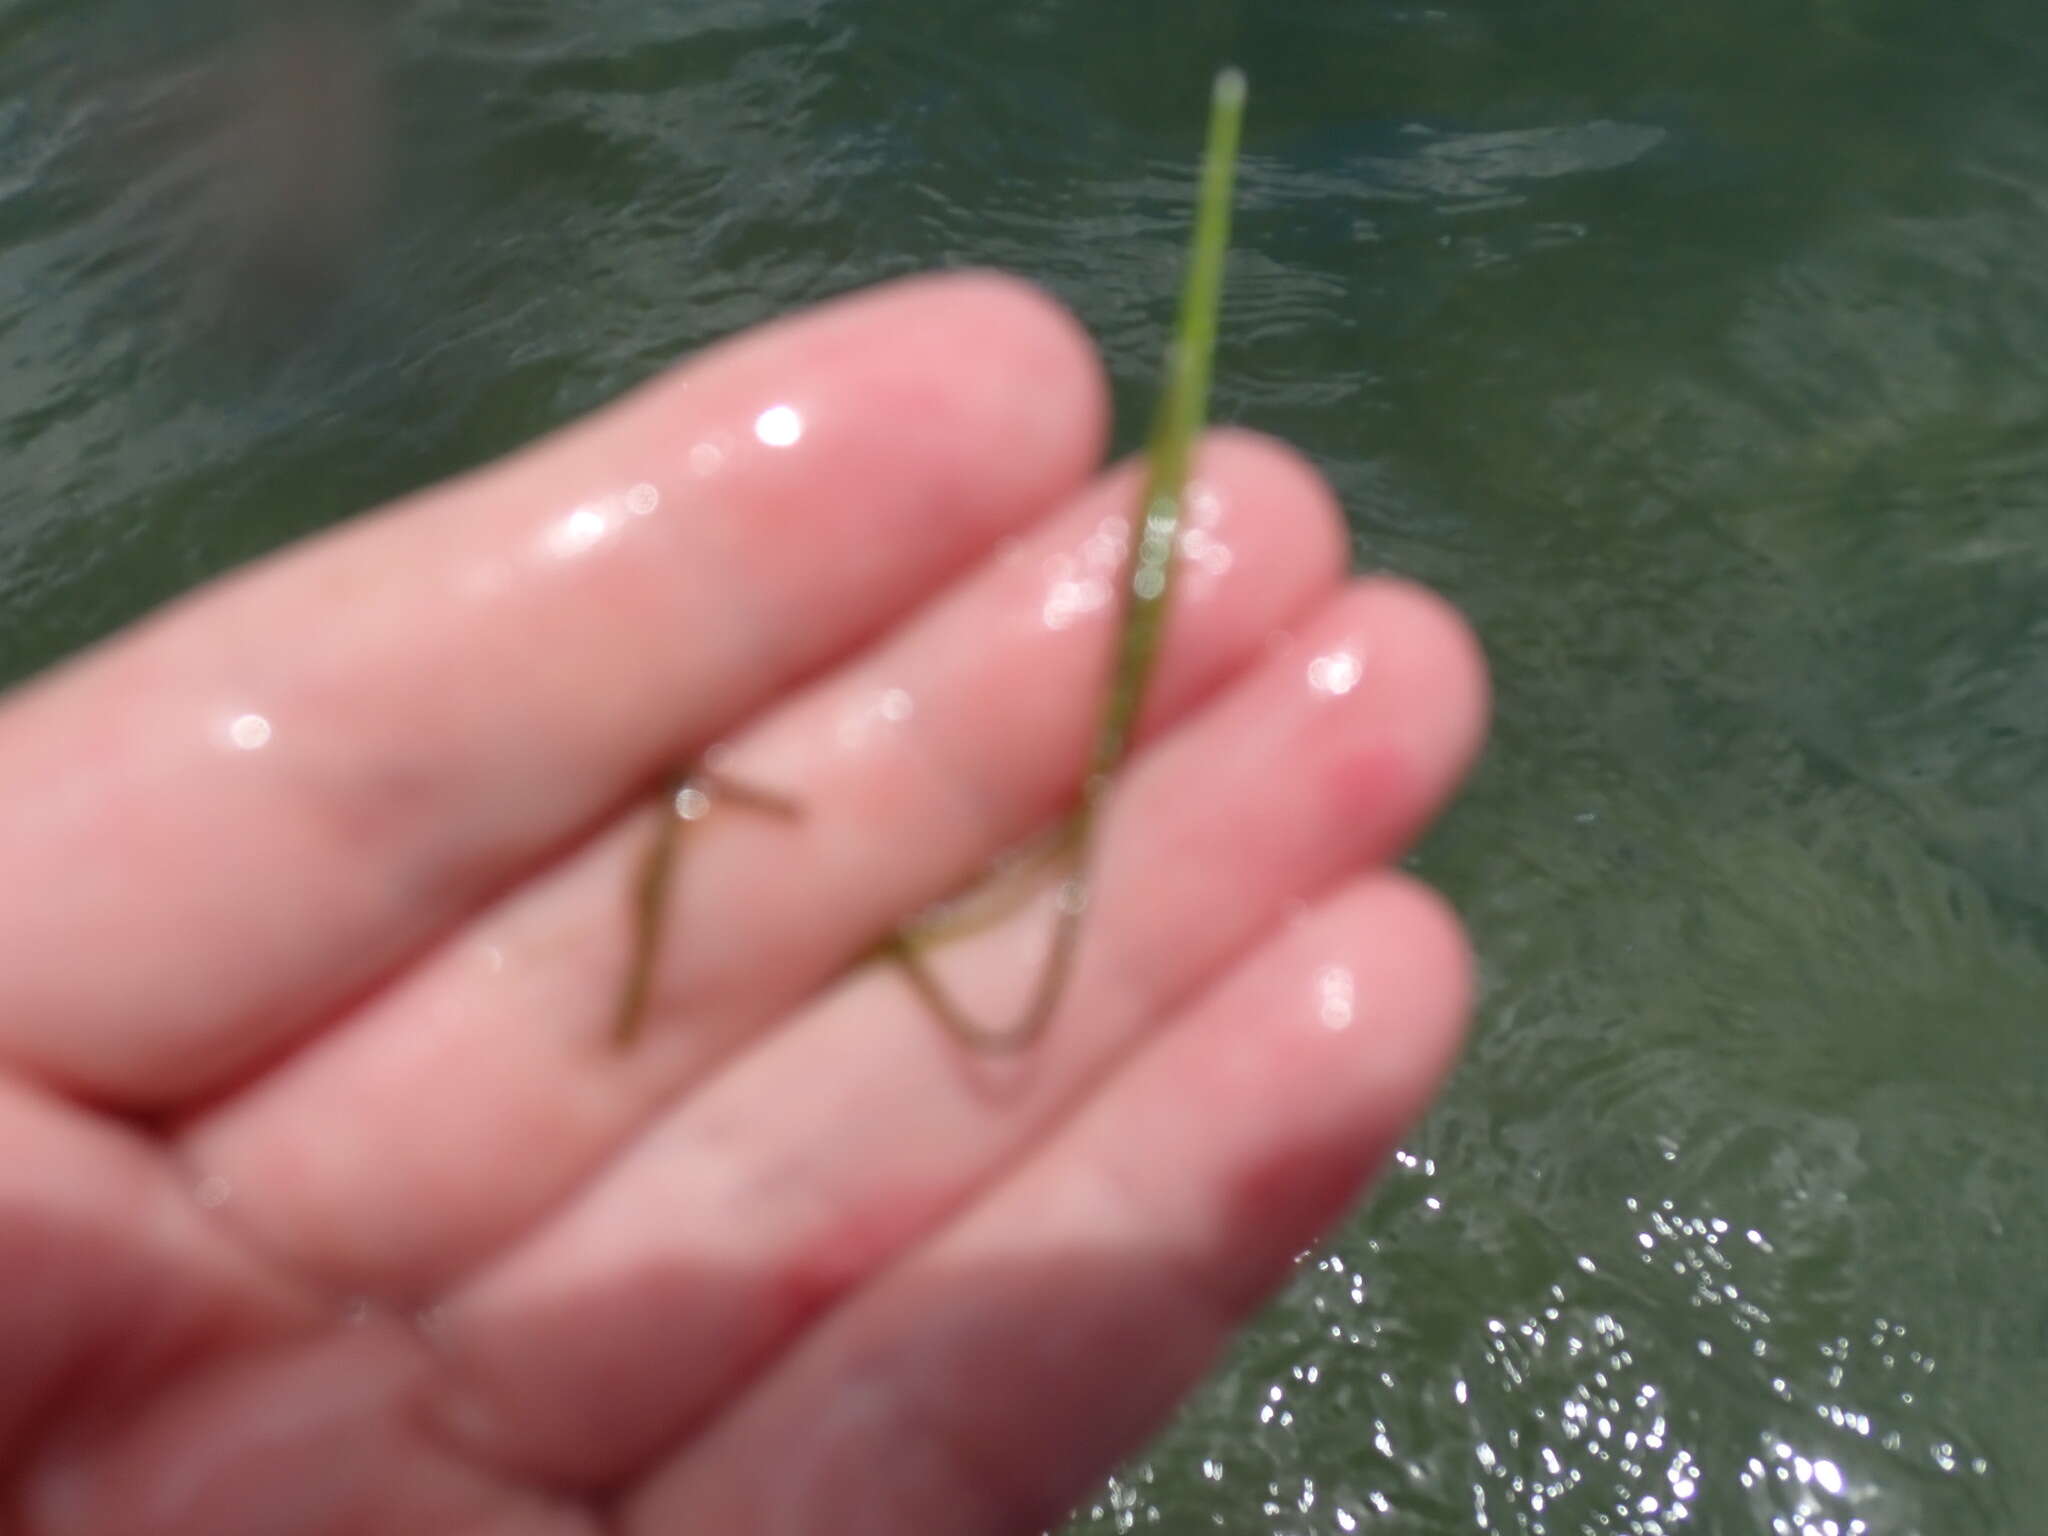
[{"xmin": 0, "ymin": 272, "xmax": 1488, "ymax": 1535}]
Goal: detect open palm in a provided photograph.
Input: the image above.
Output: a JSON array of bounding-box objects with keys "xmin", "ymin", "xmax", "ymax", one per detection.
[{"xmin": 1, "ymin": 275, "xmax": 1485, "ymax": 1535}]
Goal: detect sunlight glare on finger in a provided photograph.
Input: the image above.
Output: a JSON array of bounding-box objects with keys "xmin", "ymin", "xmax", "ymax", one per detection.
[
  {"xmin": 1305, "ymin": 643, "xmax": 1366, "ymax": 698},
  {"xmin": 1315, "ymin": 963, "xmax": 1358, "ymax": 1032},
  {"xmin": 753, "ymin": 403, "xmax": 804, "ymax": 448},
  {"xmin": 222, "ymin": 711, "xmax": 274, "ymax": 751}
]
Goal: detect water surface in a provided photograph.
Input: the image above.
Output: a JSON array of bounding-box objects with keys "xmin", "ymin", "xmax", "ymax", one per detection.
[{"xmin": 3, "ymin": 2, "xmax": 2044, "ymax": 1531}]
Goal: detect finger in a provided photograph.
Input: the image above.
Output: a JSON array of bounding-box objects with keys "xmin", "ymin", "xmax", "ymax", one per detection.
[
  {"xmin": 622, "ymin": 874, "xmax": 1472, "ymax": 1534},
  {"xmin": 21, "ymin": 1326, "xmax": 601, "ymax": 1536},
  {"xmin": 0, "ymin": 271, "xmax": 1107, "ymax": 1106},
  {"xmin": 0, "ymin": 1078, "xmax": 313, "ymax": 1470},
  {"xmin": 419, "ymin": 578, "xmax": 1487, "ymax": 1485},
  {"xmin": 178, "ymin": 433, "xmax": 1348, "ymax": 1297}
]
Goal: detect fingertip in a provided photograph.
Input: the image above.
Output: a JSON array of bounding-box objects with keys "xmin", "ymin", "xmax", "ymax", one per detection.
[
  {"xmin": 871, "ymin": 267, "xmax": 1113, "ymax": 454},
  {"xmin": 1193, "ymin": 428, "xmax": 1350, "ymax": 591},
  {"xmin": 775, "ymin": 268, "xmax": 1114, "ymax": 487},
  {"xmin": 1360, "ymin": 574, "xmax": 1491, "ymax": 767},
  {"xmin": 1233, "ymin": 867, "xmax": 1475, "ymax": 1138},
  {"xmin": 1321, "ymin": 577, "xmax": 1490, "ymax": 836},
  {"xmin": 1186, "ymin": 871, "xmax": 1475, "ymax": 1303},
  {"xmin": 1341, "ymin": 869, "xmax": 1476, "ymax": 1107},
  {"xmin": 909, "ymin": 268, "xmax": 1107, "ymax": 394}
]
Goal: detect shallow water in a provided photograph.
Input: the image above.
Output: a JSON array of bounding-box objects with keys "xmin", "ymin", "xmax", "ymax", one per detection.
[{"xmin": 5, "ymin": 1, "xmax": 2046, "ymax": 1530}]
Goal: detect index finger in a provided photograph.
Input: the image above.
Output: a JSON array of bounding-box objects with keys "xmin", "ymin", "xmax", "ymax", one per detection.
[{"xmin": 0, "ymin": 273, "xmax": 1107, "ymax": 1105}]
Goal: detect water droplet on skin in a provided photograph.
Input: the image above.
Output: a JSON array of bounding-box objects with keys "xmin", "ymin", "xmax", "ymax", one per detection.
[
  {"xmin": 689, "ymin": 438, "xmax": 727, "ymax": 477},
  {"xmin": 544, "ymin": 504, "xmax": 611, "ymax": 559},
  {"xmin": 836, "ymin": 686, "xmax": 917, "ymax": 747},
  {"xmin": 754, "ymin": 403, "xmax": 804, "ymax": 448},
  {"xmin": 1306, "ymin": 647, "xmax": 1365, "ymax": 697},
  {"xmin": 1316, "ymin": 964, "xmax": 1356, "ymax": 1031},
  {"xmin": 1042, "ymin": 573, "xmax": 1110, "ymax": 630},
  {"xmin": 1179, "ymin": 526, "xmax": 1236, "ymax": 581},
  {"xmin": 674, "ymin": 784, "xmax": 712, "ymax": 821},
  {"xmin": 1080, "ymin": 514, "xmax": 1129, "ymax": 570},
  {"xmin": 540, "ymin": 484, "xmax": 671, "ymax": 562},
  {"xmin": 224, "ymin": 712, "xmax": 272, "ymax": 751}
]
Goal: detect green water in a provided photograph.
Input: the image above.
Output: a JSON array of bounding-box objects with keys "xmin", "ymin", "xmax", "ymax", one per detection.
[{"xmin": 5, "ymin": 1, "xmax": 2046, "ymax": 1530}]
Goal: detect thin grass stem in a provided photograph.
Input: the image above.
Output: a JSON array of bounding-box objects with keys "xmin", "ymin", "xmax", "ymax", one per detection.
[{"xmin": 884, "ymin": 67, "xmax": 1246, "ymax": 1054}]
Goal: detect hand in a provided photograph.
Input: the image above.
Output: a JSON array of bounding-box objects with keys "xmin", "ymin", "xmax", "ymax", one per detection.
[{"xmin": 0, "ymin": 273, "xmax": 1486, "ymax": 1535}]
